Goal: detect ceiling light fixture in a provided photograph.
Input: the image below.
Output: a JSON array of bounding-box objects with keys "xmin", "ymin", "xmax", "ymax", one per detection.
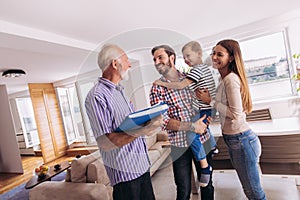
[{"xmin": 2, "ymin": 69, "xmax": 26, "ymax": 78}]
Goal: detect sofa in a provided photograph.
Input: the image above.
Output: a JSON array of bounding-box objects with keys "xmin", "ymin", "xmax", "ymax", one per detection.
[{"xmin": 29, "ymin": 132, "xmax": 171, "ymax": 200}]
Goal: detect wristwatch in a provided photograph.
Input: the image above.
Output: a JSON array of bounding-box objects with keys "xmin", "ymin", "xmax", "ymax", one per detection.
[{"xmin": 189, "ymin": 122, "xmax": 196, "ymax": 132}]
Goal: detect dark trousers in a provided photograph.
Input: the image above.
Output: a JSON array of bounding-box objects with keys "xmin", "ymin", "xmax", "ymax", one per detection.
[
  {"xmin": 198, "ymin": 150, "xmax": 215, "ymax": 200},
  {"xmin": 113, "ymin": 171, "xmax": 155, "ymax": 200},
  {"xmin": 171, "ymin": 146, "xmax": 214, "ymax": 200}
]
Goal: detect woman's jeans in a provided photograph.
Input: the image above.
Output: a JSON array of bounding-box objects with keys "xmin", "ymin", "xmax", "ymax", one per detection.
[
  {"xmin": 187, "ymin": 109, "xmax": 217, "ymax": 161},
  {"xmin": 223, "ymin": 129, "xmax": 266, "ymax": 200}
]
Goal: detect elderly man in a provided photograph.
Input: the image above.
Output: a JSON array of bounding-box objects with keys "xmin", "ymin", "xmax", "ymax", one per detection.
[{"xmin": 85, "ymin": 44, "xmax": 162, "ymax": 200}]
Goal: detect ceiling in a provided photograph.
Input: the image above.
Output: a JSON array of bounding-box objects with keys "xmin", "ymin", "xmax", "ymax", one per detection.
[{"xmin": 1, "ymin": 0, "xmax": 300, "ymax": 95}]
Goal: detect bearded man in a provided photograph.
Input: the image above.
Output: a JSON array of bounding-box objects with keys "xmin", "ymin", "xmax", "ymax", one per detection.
[{"xmin": 149, "ymin": 45, "xmax": 213, "ymax": 200}]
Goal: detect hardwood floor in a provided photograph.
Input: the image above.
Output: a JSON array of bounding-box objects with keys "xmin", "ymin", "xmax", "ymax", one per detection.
[
  {"xmin": 1, "ymin": 154, "xmax": 299, "ymax": 199},
  {"xmin": 0, "ymin": 155, "xmax": 74, "ymax": 195}
]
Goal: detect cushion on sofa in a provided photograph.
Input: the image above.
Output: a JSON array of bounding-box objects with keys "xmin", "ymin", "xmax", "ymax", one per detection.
[
  {"xmin": 150, "ymin": 147, "xmax": 171, "ymax": 176},
  {"xmin": 71, "ymin": 151, "xmax": 101, "ymax": 183},
  {"xmin": 87, "ymin": 159, "xmax": 110, "ymax": 185},
  {"xmin": 148, "ymin": 149, "xmax": 161, "ymax": 166},
  {"xmin": 145, "ymin": 134, "xmax": 157, "ymax": 149},
  {"xmin": 148, "ymin": 142, "xmax": 163, "ymax": 151},
  {"xmin": 29, "ymin": 181, "xmax": 113, "ymax": 200},
  {"xmin": 65, "ymin": 168, "xmax": 71, "ymax": 182},
  {"xmin": 157, "ymin": 131, "xmax": 168, "ymax": 141}
]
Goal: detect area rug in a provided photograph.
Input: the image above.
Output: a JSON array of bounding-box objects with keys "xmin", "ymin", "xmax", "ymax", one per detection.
[{"xmin": 0, "ymin": 172, "xmax": 66, "ymax": 200}]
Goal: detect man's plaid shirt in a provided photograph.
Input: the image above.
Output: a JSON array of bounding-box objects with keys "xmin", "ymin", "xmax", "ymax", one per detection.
[{"xmin": 149, "ymin": 71, "xmax": 210, "ymax": 147}]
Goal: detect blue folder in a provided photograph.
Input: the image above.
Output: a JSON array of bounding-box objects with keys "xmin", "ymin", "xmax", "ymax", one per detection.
[{"xmin": 115, "ymin": 102, "xmax": 168, "ymax": 132}]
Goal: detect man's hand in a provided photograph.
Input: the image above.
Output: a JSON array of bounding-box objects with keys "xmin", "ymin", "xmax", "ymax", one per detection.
[
  {"xmin": 99, "ymin": 115, "xmax": 164, "ymax": 151},
  {"xmin": 206, "ymin": 116, "xmax": 212, "ymax": 125},
  {"xmin": 193, "ymin": 115, "xmax": 208, "ymax": 134},
  {"xmin": 195, "ymin": 88, "xmax": 211, "ymax": 104}
]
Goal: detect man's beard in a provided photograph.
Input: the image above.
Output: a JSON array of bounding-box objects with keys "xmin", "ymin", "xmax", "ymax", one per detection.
[
  {"xmin": 156, "ymin": 59, "xmax": 172, "ymax": 76},
  {"xmin": 119, "ymin": 66, "xmax": 130, "ymax": 81}
]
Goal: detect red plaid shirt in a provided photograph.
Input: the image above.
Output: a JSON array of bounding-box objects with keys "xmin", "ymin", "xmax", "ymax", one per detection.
[{"xmin": 149, "ymin": 71, "xmax": 210, "ymax": 147}]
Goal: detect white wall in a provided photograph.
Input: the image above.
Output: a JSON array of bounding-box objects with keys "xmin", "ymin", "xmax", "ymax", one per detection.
[
  {"xmin": 125, "ymin": 50, "xmax": 161, "ymax": 110},
  {"xmin": 287, "ymin": 15, "xmax": 300, "ymax": 55},
  {"xmin": 124, "ymin": 9, "xmax": 300, "ymax": 117},
  {"xmin": 198, "ymin": 9, "xmax": 300, "ymax": 119},
  {"xmin": 9, "ymin": 98, "xmax": 22, "ymax": 133},
  {"xmin": 253, "ymin": 96, "xmax": 300, "ymax": 119},
  {"xmin": 7, "ymin": 11, "xmax": 300, "ymax": 140},
  {"xmin": 0, "ymin": 85, "xmax": 23, "ymax": 173},
  {"xmin": 104, "ymin": 28, "xmax": 194, "ymax": 110},
  {"xmin": 121, "ymin": 59, "xmax": 150, "ymax": 110}
]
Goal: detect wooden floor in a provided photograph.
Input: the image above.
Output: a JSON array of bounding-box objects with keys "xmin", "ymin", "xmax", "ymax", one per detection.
[
  {"xmin": 1, "ymin": 153, "xmax": 299, "ymax": 196},
  {"xmin": 0, "ymin": 155, "xmax": 74, "ymax": 195}
]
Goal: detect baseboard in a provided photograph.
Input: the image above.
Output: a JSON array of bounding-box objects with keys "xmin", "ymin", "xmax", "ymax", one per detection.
[
  {"xmin": 260, "ymin": 162, "xmax": 300, "ymax": 175},
  {"xmin": 212, "ymin": 159, "xmax": 300, "ymax": 175}
]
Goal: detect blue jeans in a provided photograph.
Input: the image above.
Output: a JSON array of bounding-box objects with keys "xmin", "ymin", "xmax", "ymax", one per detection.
[
  {"xmin": 223, "ymin": 129, "xmax": 266, "ymax": 200},
  {"xmin": 187, "ymin": 109, "xmax": 217, "ymax": 161},
  {"xmin": 171, "ymin": 146, "xmax": 214, "ymax": 200}
]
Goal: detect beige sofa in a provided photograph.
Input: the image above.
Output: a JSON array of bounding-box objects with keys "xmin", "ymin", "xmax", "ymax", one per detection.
[{"xmin": 29, "ymin": 132, "xmax": 171, "ymax": 200}]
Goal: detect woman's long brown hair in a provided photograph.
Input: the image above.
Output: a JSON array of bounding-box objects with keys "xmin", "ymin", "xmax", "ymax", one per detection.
[{"xmin": 217, "ymin": 39, "xmax": 252, "ymax": 113}]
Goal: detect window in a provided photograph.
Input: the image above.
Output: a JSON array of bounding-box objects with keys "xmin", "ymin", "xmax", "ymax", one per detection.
[
  {"xmin": 76, "ymin": 81, "xmax": 97, "ymax": 145},
  {"xmin": 55, "ymin": 76, "xmax": 97, "ymax": 146},
  {"xmin": 204, "ymin": 30, "xmax": 295, "ymax": 101},
  {"xmin": 15, "ymin": 98, "xmax": 39, "ymax": 147},
  {"xmin": 175, "ymin": 57, "xmax": 191, "ymax": 73},
  {"xmin": 239, "ymin": 31, "xmax": 294, "ymax": 100},
  {"xmin": 57, "ymin": 86, "xmax": 86, "ymax": 144}
]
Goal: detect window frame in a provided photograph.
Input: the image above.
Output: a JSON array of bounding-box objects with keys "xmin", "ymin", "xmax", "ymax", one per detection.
[{"xmin": 202, "ymin": 27, "xmax": 298, "ymax": 101}]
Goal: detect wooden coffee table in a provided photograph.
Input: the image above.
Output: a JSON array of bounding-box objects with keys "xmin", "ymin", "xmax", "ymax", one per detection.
[{"xmin": 25, "ymin": 161, "xmax": 71, "ymax": 189}]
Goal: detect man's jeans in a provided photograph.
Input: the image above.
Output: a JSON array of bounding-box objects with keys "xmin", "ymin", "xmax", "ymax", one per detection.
[
  {"xmin": 171, "ymin": 146, "xmax": 214, "ymax": 200},
  {"xmin": 223, "ymin": 129, "xmax": 266, "ymax": 200},
  {"xmin": 113, "ymin": 171, "xmax": 155, "ymax": 200}
]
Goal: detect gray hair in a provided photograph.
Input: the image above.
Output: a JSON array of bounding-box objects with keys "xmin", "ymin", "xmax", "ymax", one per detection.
[{"xmin": 98, "ymin": 44, "xmax": 123, "ymax": 71}]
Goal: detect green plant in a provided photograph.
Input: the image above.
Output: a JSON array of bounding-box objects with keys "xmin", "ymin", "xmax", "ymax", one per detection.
[
  {"xmin": 292, "ymin": 53, "xmax": 300, "ymax": 91},
  {"xmin": 292, "ymin": 74, "xmax": 300, "ymax": 79},
  {"xmin": 293, "ymin": 53, "xmax": 300, "ymax": 59},
  {"xmin": 292, "ymin": 74, "xmax": 300, "ymax": 91}
]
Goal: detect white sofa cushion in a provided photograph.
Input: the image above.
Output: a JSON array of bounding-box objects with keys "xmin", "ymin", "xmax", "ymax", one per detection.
[
  {"xmin": 29, "ymin": 181, "xmax": 113, "ymax": 200},
  {"xmin": 65, "ymin": 168, "xmax": 71, "ymax": 182},
  {"xmin": 148, "ymin": 149, "xmax": 161, "ymax": 166},
  {"xmin": 145, "ymin": 134, "xmax": 157, "ymax": 149},
  {"xmin": 149, "ymin": 147, "xmax": 171, "ymax": 176},
  {"xmin": 87, "ymin": 159, "xmax": 110, "ymax": 185},
  {"xmin": 71, "ymin": 151, "xmax": 100, "ymax": 183}
]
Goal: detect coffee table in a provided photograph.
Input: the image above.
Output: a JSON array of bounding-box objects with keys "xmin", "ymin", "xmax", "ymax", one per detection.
[{"xmin": 25, "ymin": 161, "xmax": 71, "ymax": 189}]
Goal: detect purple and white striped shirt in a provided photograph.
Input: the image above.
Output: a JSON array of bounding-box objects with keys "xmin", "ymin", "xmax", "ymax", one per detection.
[{"xmin": 85, "ymin": 77, "xmax": 150, "ymax": 186}]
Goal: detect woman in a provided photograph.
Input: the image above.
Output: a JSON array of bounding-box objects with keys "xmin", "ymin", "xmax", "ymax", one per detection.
[{"xmin": 197, "ymin": 39, "xmax": 266, "ymax": 200}]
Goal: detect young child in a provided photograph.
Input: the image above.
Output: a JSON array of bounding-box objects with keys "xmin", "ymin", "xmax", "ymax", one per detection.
[{"xmin": 154, "ymin": 41, "xmax": 217, "ymax": 187}]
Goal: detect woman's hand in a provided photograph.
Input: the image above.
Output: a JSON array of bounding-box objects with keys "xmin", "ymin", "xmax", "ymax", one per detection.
[{"xmin": 195, "ymin": 88, "xmax": 211, "ymax": 104}]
